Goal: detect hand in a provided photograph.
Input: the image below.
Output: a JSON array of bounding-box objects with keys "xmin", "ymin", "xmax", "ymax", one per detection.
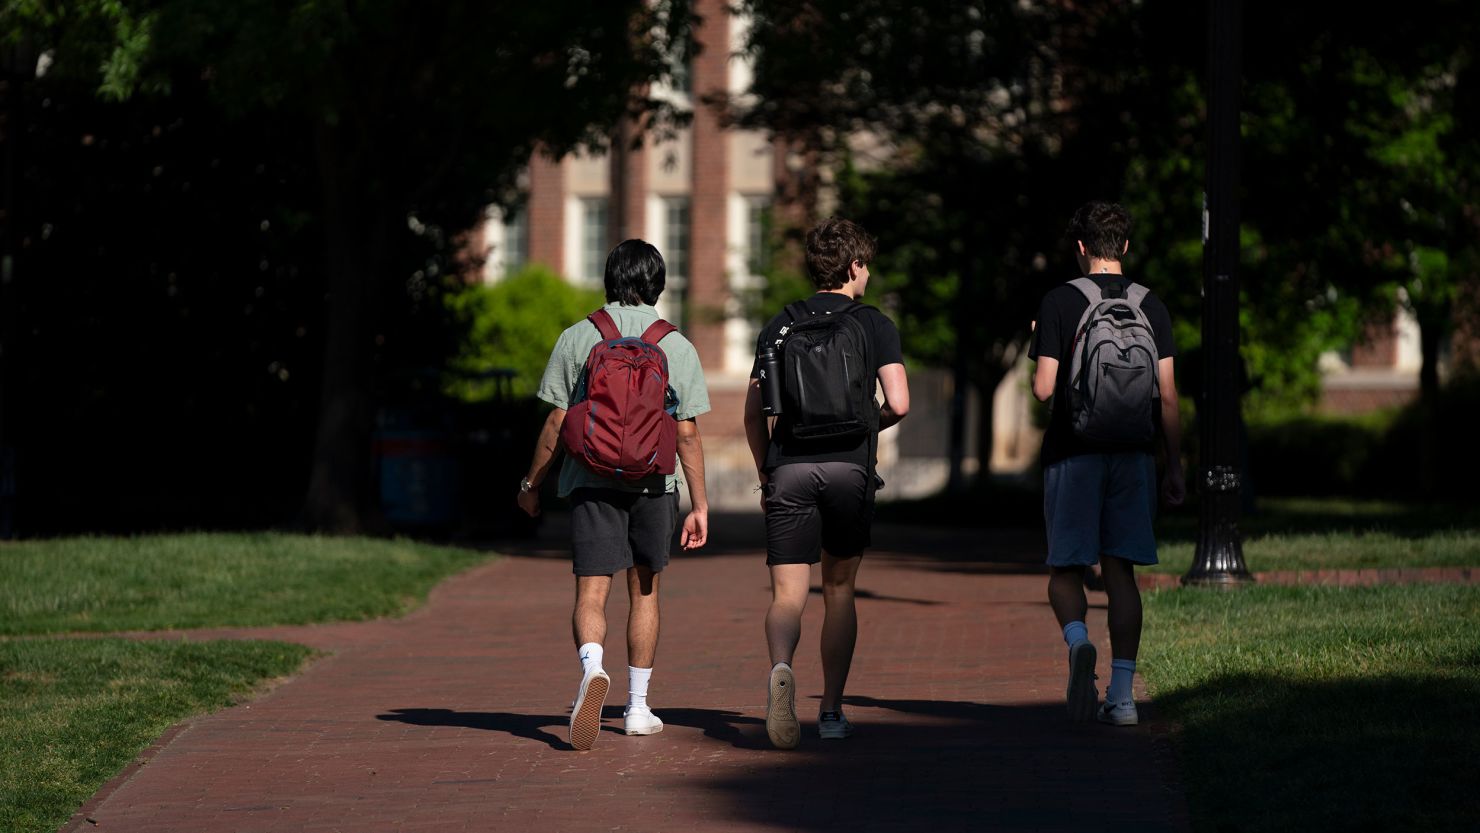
[
  {"xmin": 1161, "ymin": 466, "xmax": 1186, "ymax": 508},
  {"xmin": 757, "ymin": 471, "xmax": 770, "ymax": 513},
  {"xmin": 516, "ymin": 487, "xmax": 541, "ymax": 518},
  {"xmin": 680, "ymin": 508, "xmax": 708, "ymax": 550}
]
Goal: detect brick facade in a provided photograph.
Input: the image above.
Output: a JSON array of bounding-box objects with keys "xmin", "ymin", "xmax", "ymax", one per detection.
[
  {"xmin": 1350, "ymin": 317, "xmax": 1399, "ymax": 368},
  {"xmin": 686, "ymin": 0, "xmax": 731, "ymax": 370},
  {"xmin": 526, "ymin": 150, "xmax": 565, "ymax": 273}
]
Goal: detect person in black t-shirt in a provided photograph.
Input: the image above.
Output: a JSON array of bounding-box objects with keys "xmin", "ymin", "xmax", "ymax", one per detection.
[
  {"xmin": 1028, "ymin": 201, "xmax": 1185, "ymax": 727},
  {"xmin": 743, "ymin": 217, "xmax": 910, "ymax": 749}
]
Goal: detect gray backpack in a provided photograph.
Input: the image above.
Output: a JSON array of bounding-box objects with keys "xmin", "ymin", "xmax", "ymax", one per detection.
[{"xmin": 1066, "ymin": 277, "xmax": 1161, "ymax": 444}]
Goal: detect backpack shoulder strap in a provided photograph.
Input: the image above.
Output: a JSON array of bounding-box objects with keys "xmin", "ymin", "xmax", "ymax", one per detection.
[
  {"xmin": 784, "ymin": 300, "xmax": 811, "ymax": 323},
  {"xmin": 1069, "ymin": 277, "xmax": 1101, "ymax": 305},
  {"xmin": 587, "ymin": 309, "xmax": 621, "ymax": 341},
  {"xmin": 1125, "ymin": 282, "xmax": 1151, "ymax": 309},
  {"xmin": 640, "ymin": 319, "xmax": 677, "ymax": 345}
]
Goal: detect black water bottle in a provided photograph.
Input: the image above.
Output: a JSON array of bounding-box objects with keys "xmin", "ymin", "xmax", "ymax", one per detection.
[{"xmin": 758, "ymin": 348, "xmax": 784, "ymax": 416}]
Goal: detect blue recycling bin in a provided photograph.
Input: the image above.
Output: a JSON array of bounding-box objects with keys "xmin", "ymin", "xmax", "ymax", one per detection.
[{"xmin": 373, "ymin": 429, "xmax": 460, "ymax": 528}]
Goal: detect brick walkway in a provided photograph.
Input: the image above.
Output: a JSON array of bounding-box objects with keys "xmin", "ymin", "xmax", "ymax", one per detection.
[{"xmin": 65, "ymin": 517, "xmax": 1188, "ymax": 833}]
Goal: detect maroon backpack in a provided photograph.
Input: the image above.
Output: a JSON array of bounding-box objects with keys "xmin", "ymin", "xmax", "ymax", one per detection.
[{"xmin": 559, "ymin": 309, "xmax": 680, "ymax": 480}]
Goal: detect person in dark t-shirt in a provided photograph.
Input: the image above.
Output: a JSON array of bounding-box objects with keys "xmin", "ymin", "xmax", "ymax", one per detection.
[
  {"xmin": 1027, "ymin": 201, "xmax": 1185, "ymax": 728},
  {"xmin": 743, "ymin": 217, "xmax": 910, "ymax": 749}
]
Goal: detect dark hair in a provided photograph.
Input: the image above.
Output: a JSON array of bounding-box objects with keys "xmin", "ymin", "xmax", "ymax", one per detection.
[
  {"xmin": 1067, "ymin": 201, "xmax": 1132, "ymax": 260},
  {"xmin": 804, "ymin": 217, "xmax": 877, "ymax": 290},
  {"xmin": 604, "ymin": 239, "xmax": 666, "ymax": 305}
]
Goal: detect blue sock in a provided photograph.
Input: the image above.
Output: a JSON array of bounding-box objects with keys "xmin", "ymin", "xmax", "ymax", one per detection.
[
  {"xmin": 1062, "ymin": 621, "xmax": 1088, "ymax": 648},
  {"xmin": 1107, "ymin": 659, "xmax": 1137, "ymax": 703}
]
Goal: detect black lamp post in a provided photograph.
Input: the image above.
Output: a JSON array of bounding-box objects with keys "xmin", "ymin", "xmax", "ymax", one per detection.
[{"xmin": 1185, "ymin": 0, "xmax": 1253, "ymax": 586}]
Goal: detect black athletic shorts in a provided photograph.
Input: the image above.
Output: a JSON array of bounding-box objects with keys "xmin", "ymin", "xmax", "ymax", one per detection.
[
  {"xmin": 570, "ymin": 488, "xmax": 680, "ymax": 576},
  {"xmin": 763, "ymin": 461, "xmax": 872, "ymax": 566}
]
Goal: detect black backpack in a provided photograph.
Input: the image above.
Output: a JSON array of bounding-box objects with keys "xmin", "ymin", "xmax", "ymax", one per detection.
[{"xmin": 779, "ymin": 300, "xmax": 875, "ymax": 440}]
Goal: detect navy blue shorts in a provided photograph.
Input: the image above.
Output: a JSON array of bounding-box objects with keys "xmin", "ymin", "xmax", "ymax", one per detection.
[{"xmin": 1043, "ymin": 452, "xmax": 1158, "ymax": 567}]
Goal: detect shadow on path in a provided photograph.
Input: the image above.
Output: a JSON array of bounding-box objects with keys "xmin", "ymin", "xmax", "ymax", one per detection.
[
  {"xmin": 375, "ymin": 705, "xmax": 771, "ymax": 751},
  {"xmin": 376, "ymin": 708, "xmax": 567, "ymax": 749},
  {"xmin": 691, "ymin": 700, "xmax": 1182, "ymax": 833}
]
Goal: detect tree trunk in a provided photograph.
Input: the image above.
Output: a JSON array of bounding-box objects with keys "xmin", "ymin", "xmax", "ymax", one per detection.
[
  {"xmin": 1415, "ymin": 300, "xmax": 1447, "ymax": 497},
  {"xmin": 973, "ymin": 365, "xmax": 1010, "ymax": 483},
  {"xmin": 946, "ymin": 344, "xmax": 970, "ymax": 494},
  {"xmin": 300, "ymin": 122, "xmax": 389, "ymax": 533}
]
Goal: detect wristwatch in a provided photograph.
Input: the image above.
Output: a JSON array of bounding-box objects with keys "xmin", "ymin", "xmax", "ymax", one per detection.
[{"xmin": 519, "ymin": 477, "xmax": 535, "ymax": 494}]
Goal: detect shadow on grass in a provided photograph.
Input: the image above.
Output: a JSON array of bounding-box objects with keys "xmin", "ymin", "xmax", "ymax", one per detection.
[{"xmin": 1156, "ymin": 671, "xmax": 1480, "ymax": 833}]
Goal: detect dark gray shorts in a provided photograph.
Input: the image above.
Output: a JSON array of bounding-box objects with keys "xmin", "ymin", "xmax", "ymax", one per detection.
[
  {"xmin": 764, "ymin": 462, "xmax": 872, "ymax": 566},
  {"xmin": 570, "ymin": 488, "xmax": 680, "ymax": 576}
]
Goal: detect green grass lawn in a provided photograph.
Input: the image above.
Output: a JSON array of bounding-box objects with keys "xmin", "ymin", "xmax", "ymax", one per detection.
[
  {"xmin": 1148, "ymin": 529, "xmax": 1480, "ymax": 574},
  {"xmin": 1, "ymin": 638, "xmax": 313, "ymax": 833},
  {"xmin": 0, "ymin": 533, "xmax": 495, "ymax": 635},
  {"xmin": 1141, "ymin": 583, "xmax": 1480, "ymax": 832},
  {"xmin": 0, "ymin": 533, "xmax": 496, "ymax": 833}
]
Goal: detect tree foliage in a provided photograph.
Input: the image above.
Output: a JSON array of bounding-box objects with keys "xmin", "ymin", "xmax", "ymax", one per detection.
[
  {"xmin": 2, "ymin": 0, "xmax": 691, "ymax": 531},
  {"xmin": 735, "ymin": 0, "xmax": 1480, "ymax": 435}
]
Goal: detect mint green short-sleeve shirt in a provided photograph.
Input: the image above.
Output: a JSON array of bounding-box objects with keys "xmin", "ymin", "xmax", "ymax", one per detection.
[{"xmin": 537, "ymin": 302, "xmax": 711, "ymax": 497}]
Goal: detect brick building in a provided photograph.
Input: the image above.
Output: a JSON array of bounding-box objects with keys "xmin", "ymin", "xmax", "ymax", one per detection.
[
  {"xmin": 1320, "ymin": 309, "xmax": 1425, "ymax": 414},
  {"xmin": 473, "ymin": 3, "xmax": 812, "ymax": 507}
]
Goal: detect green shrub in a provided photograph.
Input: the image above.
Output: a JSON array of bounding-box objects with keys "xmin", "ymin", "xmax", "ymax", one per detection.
[
  {"xmin": 444, "ymin": 265, "xmax": 604, "ymax": 400},
  {"xmin": 1244, "ymin": 374, "xmax": 1480, "ymax": 498}
]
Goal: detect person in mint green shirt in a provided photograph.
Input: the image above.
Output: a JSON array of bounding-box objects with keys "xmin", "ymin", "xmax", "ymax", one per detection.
[{"xmin": 516, "ymin": 239, "xmax": 710, "ymax": 750}]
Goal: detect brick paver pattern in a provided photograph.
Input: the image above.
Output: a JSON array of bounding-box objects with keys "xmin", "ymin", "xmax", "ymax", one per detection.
[{"xmin": 65, "ymin": 520, "xmax": 1189, "ymax": 833}]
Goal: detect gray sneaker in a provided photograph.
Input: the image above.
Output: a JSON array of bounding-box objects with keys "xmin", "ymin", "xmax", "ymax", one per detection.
[
  {"xmin": 818, "ymin": 709, "xmax": 854, "ymax": 739},
  {"xmin": 766, "ymin": 663, "xmax": 800, "ymax": 749},
  {"xmin": 1066, "ymin": 641, "xmax": 1098, "ymax": 722},
  {"xmin": 1096, "ymin": 696, "xmax": 1139, "ymax": 726}
]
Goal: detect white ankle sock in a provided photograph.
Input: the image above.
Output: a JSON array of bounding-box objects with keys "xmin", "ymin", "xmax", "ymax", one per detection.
[
  {"xmin": 628, "ymin": 666, "xmax": 652, "ymax": 709},
  {"xmin": 1062, "ymin": 621, "xmax": 1089, "ymax": 648},
  {"xmin": 1107, "ymin": 658, "xmax": 1136, "ymax": 703},
  {"xmin": 578, "ymin": 643, "xmax": 604, "ymax": 675}
]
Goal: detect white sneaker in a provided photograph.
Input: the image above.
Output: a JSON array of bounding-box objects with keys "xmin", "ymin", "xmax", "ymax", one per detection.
[
  {"xmin": 1066, "ymin": 641, "xmax": 1098, "ymax": 723},
  {"xmin": 766, "ymin": 663, "xmax": 800, "ymax": 749},
  {"xmin": 623, "ymin": 705, "xmax": 664, "ymax": 736},
  {"xmin": 569, "ymin": 667, "xmax": 610, "ymax": 750},
  {"xmin": 818, "ymin": 709, "xmax": 854, "ymax": 739},
  {"xmin": 1097, "ymin": 696, "xmax": 1139, "ymax": 726}
]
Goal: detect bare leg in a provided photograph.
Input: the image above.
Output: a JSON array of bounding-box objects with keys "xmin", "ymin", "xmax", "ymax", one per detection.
[
  {"xmin": 1048, "ymin": 565, "xmax": 1089, "ymax": 628},
  {"xmin": 1098, "ymin": 556, "xmax": 1142, "ymax": 661},
  {"xmin": 626, "ymin": 566, "xmax": 661, "ymax": 668},
  {"xmin": 573, "ymin": 575, "xmax": 613, "ymax": 649},
  {"xmin": 766, "ymin": 563, "xmax": 812, "ymax": 666},
  {"xmin": 819, "ymin": 550, "xmax": 863, "ymax": 712}
]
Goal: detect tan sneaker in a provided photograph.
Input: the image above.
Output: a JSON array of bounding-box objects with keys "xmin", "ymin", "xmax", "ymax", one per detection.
[
  {"xmin": 766, "ymin": 663, "xmax": 800, "ymax": 749},
  {"xmin": 569, "ymin": 667, "xmax": 610, "ymax": 750}
]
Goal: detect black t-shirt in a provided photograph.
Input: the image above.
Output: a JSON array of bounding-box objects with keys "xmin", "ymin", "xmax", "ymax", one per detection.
[
  {"xmin": 750, "ymin": 292, "xmax": 905, "ymax": 471},
  {"xmin": 1028, "ymin": 275, "xmax": 1178, "ymax": 466}
]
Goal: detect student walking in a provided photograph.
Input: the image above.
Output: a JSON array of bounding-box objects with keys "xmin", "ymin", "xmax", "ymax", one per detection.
[
  {"xmin": 743, "ymin": 217, "xmax": 910, "ymax": 748},
  {"xmin": 1028, "ymin": 201, "xmax": 1185, "ymax": 725},
  {"xmin": 517, "ymin": 239, "xmax": 711, "ymax": 750}
]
